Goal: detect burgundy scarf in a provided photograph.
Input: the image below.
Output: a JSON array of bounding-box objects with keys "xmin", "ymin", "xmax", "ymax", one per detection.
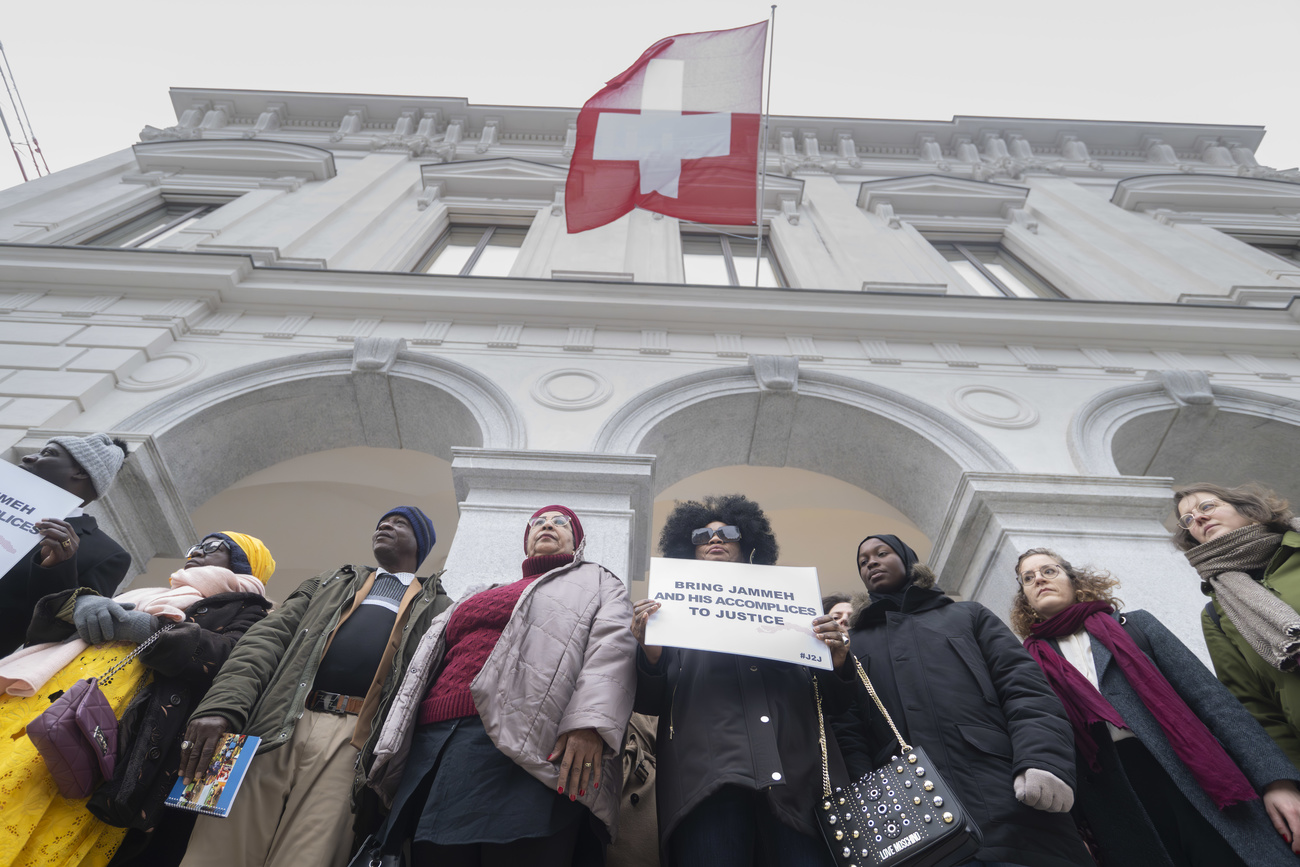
[{"xmin": 1025, "ymin": 601, "xmax": 1256, "ymax": 808}]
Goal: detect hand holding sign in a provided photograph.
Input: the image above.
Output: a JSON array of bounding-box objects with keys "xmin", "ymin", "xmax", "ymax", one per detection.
[
  {"xmin": 34, "ymin": 518, "xmax": 79, "ymax": 567},
  {"xmin": 630, "ymin": 598, "xmax": 663, "ymax": 665},
  {"xmin": 644, "ymin": 558, "xmax": 836, "ymax": 670}
]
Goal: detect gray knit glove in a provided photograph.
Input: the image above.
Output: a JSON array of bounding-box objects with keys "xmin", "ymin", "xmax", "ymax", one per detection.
[
  {"xmin": 1014, "ymin": 768, "xmax": 1074, "ymax": 812},
  {"xmin": 74, "ymin": 596, "xmax": 157, "ymax": 645}
]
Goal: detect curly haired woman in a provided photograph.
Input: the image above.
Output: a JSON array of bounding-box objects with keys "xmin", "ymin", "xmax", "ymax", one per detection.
[
  {"xmin": 630, "ymin": 494, "xmax": 850, "ymax": 867},
  {"xmin": 1014, "ymin": 547, "xmax": 1300, "ymax": 866}
]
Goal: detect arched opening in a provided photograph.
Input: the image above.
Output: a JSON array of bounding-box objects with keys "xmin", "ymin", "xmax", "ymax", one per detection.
[
  {"xmin": 112, "ymin": 345, "xmax": 524, "ymax": 589},
  {"xmin": 596, "ymin": 363, "xmax": 1011, "ymax": 594},
  {"xmin": 1071, "ymin": 379, "xmax": 1300, "ymax": 505},
  {"xmin": 137, "ymin": 447, "xmax": 457, "ymax": 597}
]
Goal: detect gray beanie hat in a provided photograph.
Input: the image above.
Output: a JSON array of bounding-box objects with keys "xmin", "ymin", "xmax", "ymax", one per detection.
[{"xmin": 48, "ymin": 433, "xmax": 127, "ymax": 498}]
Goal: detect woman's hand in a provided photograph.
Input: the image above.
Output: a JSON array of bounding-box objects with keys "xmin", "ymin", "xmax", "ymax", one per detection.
[
  {"xmin": 35, "ymin": 518, "xmax": 78, "ymax": 567},
  {"xmin": 631, "ymin": 598, "xmax": 663, "ymax": 666},
  {"xmin": 1263, "ymin": 780, "xmax": 1300, "ymax": 853},
  {"xmin": 179, "ymin": 715, "xmax": 231, "ymax": 784},
  {"xmin": 549, "ymin": 727, "xmax": 604, "ymax": 800},
  {"xmin": 813, "ymin": 613, "xmax": 851, "ymax": 669}
]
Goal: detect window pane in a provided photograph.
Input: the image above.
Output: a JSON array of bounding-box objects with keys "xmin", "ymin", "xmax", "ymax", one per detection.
[
  {"xmin": 982, "ymin": 262, "xmax": 1040, "ymax": 299},
  {"xmin": 136, "ymin": 214, "xmax": 206, "ymax": 249},
  {"xmin": 682, "ymin": 235, "xmax": 731, "ymax": 285},
  {"xmin": 467, "ymin": 228, "xmax": 527, "ymax": 277},
  {"xmin": 420, "ymin": 228, "xmax": 484, "ymax": 275},
  {"xmin": 727, "ymin": 238, "xmax": 782, "ymax": 288},
  {"xmin": 84, "ymin": 204, "xmax": 211, "ymax": 248},
  {"xmin": 947, "ymin": 259, "xmax": 1003, "ymax": 297}
]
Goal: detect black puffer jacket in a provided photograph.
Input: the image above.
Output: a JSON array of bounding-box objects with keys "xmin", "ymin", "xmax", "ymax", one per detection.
[
  {"xmin": 634, "ymin": 647, "xmax": 851, "ymax": 861},
  {"xmin": 27, "ymin": 587, "xmax": 272, "ymax": 866},
  {"xmin": 842, "ymin": 581, "xmax": 1092, "ymax": 867}
]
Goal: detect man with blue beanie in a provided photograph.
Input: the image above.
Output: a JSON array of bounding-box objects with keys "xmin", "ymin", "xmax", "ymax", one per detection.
[{"xmin": 179, "ymin": 506, "xmax": 449, "ymax": 867}]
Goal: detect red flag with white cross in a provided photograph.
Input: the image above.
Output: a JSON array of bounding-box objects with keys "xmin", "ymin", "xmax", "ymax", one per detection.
[{"xmin": 565, "ymin": 22, "xmax": 768, "ymax": 233}]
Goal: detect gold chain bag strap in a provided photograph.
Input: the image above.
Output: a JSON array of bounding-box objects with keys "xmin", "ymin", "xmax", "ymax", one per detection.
[
  {"xmin": 28, "ymin": 622, "xmax": 175, "ymax": 799},
  {"xmin": 812, "ymin": 656, "xmax": 981, "ymax": 867}
]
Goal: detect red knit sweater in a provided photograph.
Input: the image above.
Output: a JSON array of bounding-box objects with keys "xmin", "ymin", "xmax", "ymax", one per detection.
[{"xmin": 418, "ymin": 553, "xmax": 571, "ymax": 724}]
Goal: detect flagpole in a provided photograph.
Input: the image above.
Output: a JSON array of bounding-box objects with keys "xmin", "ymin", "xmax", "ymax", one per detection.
[{"xmin": 755, "ymin": 5, "xmax": 776, "ymax": 287}]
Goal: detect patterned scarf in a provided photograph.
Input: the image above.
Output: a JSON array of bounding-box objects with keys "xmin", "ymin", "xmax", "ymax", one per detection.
[
  {"xmin": 1185, "ymin": 518, "xmax": 1300, "ymax": 672},
  {"xmin": 1025, "ymin": 601, "xmax": 1256, "ymax": 808}
]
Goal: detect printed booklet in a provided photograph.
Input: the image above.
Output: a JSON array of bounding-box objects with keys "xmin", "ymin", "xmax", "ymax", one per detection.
[{"xmin": 165, "ymin": 733, "xmax": 260, "ymax": 818}]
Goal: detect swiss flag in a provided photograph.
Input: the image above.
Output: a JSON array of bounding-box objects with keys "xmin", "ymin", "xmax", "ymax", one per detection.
[{"xmin": 565, "ymin": 22, "xmax": 768, "ymax": 233}]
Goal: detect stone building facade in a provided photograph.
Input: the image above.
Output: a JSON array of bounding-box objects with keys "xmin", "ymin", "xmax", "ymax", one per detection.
[{"xmin": 0, "ymin": 87, "xmax": 1298, "ymax": 654}]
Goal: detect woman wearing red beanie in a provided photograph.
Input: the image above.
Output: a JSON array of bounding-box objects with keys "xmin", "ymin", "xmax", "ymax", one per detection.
[{"xmin": 361, "ymin": 506, "xmax": 636, "ymax": 866}]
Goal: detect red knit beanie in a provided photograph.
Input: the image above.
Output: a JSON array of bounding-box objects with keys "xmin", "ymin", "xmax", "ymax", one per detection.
[{"xmin": 525, "ymin": 505, "xmax": 584, "ymax": 552}]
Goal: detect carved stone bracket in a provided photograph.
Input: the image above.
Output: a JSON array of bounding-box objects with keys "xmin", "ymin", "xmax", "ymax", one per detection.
[
  {"xmin": 352, "ymin": 336, "xmax": 406, "ymax": 374},
  {"xmin": 751, "ymin": 355, "xmax": 799, "ymax": 392},
  {"xmin": 1147, "ymin": 369, "xmax": 1214, "ymax": 406}
]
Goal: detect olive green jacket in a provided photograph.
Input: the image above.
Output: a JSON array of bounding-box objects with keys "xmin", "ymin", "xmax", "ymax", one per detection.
[
  {"xmin": 189, "ymin": 564, "xmax": 449, "ymax": 754},
  {"xmin": 1202, "ymin": 529, "xmax": 1300, "ymax": 768}
]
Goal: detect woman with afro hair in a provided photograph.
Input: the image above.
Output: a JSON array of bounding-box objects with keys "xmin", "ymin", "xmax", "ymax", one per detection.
[{"xmin": 630, "ymin": 494, "xmax": 851, "ymax": 867}]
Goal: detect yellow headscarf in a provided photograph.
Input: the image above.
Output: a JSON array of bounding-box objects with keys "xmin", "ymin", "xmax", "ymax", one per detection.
[{"xmin": 211, "ymin": 531, "xmax": 276, "ymax": 584}]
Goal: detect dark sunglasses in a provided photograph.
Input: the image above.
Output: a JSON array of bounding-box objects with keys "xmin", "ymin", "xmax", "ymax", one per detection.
[
  {"xmin": 691, "ymin": 525, "xmax": 741, "ymax": 546},
  {"xmin": 185, "ymin": 538, "xmax": 230, "ymax": 559}
]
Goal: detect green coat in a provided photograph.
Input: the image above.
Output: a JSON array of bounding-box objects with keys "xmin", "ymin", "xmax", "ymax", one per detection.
[
  {"xmin": 189, "ymin": 565, "xmax": 449, "ymax": 754},
  {"xmin": 1202, "ymin": 529, "xmax": 1300, "ymax": 768}
]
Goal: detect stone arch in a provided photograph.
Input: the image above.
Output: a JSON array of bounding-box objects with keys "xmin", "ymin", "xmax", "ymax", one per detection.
[
  {"xmin": 592, "ymin": 359, "xmax": 1014, "ymax": 539},
  {"xmin": 1069, "ymin": 373, "xmax": 1300, "ymax": 498},
  {"xmin": 118, "ymin": 341, "xmax": 525, "ymax": 513}
]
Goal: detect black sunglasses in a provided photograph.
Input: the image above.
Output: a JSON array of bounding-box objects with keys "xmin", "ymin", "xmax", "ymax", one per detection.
[
  {"xmin": 185, "ymin": 538, "xmax": 230, "ymax": 559},
  {"xmin": 691, "ymin": 525, "xmax": 741, "ymax": 546}
]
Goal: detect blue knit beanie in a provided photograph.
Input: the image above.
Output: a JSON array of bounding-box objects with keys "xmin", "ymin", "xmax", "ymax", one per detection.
[{"xmin": 378, "ymin": 506, "xmax": 436, "ymax": 568}]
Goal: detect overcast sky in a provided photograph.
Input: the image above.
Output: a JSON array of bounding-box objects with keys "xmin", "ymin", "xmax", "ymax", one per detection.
[{"xmin": 1, "ymin": 0, "xmax": 1296, "ymax": 191}]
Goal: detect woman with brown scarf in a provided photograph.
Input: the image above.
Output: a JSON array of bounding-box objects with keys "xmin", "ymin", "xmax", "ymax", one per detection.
[
  {"xmin": 1173, "ymin": 483, "xmax": 1300, "ymax": 768},
  {"xmin": 1013, "ymin": 547, "xmax": 1300, "ymax": 866}
]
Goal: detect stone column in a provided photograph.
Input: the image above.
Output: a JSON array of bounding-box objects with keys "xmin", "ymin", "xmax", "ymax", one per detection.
[
  {"xmin": 441, "ymin": 448, "xmax": 655, "ymax": 599},
  {"xmin": 927, "ymin": 472, "xmax": 1209, "ymax": 661}
]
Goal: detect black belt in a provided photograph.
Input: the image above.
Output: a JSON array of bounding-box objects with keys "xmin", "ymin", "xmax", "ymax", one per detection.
[{"xmin": 307, "ymin": 690, "xmax": 364, "ymax": 715}]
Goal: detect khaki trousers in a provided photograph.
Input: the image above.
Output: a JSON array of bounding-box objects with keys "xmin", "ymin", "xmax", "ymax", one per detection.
[{"xmin": 180, "ymin": 711, "xmax": 359, "ymax": 867}]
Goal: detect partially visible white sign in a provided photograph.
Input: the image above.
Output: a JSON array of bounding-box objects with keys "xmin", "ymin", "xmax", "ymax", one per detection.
[
  {"xmin": 644, "ymin": 557, "xmax": 832, "ymax": 670},
  {"xmin": 0, "ymin": 460, "xmax": 83, "ymax": 576}
]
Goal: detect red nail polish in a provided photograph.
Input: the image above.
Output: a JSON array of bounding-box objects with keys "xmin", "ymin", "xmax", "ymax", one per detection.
[
  {"xmin": 595, "ymin": 782, "xmax": 599, "ymax": 790},
  {"xmin": 579, "ymin": 789, "xmax": 585, "ymax": 796},
  {"xmin": 570, "ymin": 794, "xmax": 576, "ymax": 801},
  {"xmin": 557, "ymin": 786, "xmax": 564, "ymax": 794},
  {"xmin": 547, "ymin": 753, "xmax": 554, "ymax": 761}
]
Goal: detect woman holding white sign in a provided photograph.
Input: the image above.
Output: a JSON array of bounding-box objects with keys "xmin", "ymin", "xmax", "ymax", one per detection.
[
  {"xmin": 631, "ymin": 494, "xmax": 851, "ymax": 867},
  {"xmin": 841, "ymin": 534, "xmax": 1092, "ymax": 867}
]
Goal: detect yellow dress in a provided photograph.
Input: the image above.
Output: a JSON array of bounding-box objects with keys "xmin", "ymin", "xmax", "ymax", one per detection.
[{"xmin": 0, "ymin": 642, "xmax": 150, "ymax": 867}]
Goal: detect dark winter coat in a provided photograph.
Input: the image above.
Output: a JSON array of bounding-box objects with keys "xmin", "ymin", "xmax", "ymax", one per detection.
[
  {"xmin": 843, "ymin": 582, "xmax": 1092, "ymax": 867},
  {"xmin": 634, "ymin": 645, "xmax": 852, "ymax": 861},
  {"xmin": 1061, "ymin": 610, "xmax": 1300, "ymax": 867},
  {"xmin": 0, "ymin": 514, "xmax": 130, "ymax": 656},
  {"xmin": 26, "ymin": 586, "xmax": 272, "ymax": 867}
]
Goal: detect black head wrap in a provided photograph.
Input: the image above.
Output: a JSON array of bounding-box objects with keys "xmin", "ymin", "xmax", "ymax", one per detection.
[{"xmin": 857, "ymin": 534, "xmax": 921, "ymax": 606}]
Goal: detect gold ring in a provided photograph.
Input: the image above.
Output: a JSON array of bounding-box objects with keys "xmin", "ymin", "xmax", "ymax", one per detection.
[
  {"xmin": 583, "ymin": 762, "xmax": 592, "ymax": 768},
  {"xmin": 60, "ymin": 539, "xmax": 70, "ymax": 549}
]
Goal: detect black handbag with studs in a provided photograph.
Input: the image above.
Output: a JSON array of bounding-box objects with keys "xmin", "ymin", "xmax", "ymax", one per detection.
[{"xmin": 812, "ymin": 657, "xmax": 981, "ymax": 867}]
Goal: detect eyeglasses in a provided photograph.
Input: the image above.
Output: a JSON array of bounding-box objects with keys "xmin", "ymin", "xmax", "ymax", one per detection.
[
  {"xmin": 691, "ymin": 525, "xmax": 741, "ymax": 546},
  {"xmin": 1178, "ymin": 499, "xmax": 1226, "ymax": 529},
  {"xmin": 527, "ymin": 514, "xmax": 573, "ymax": 529},
  {"xmin": 1017, "ymin": 564, "xmax": 1067, "ymax": 586},
  {"xmin": 185, "ymin": 538, "xmax": 230, "ymax": 559}
]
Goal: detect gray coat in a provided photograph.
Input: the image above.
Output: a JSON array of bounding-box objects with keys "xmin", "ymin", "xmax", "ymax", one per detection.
[
  {"xmin": 1072, "ymin": 609, "xmax": 1299, "ymax": 866},
  {"xmin": 366, "ymin": 555, "xmax": 637, "ymax": 839}
]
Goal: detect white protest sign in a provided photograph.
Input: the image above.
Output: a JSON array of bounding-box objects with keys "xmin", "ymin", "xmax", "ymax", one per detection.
[
  {"xmin": 644, "ymin": 557, "xmax": 832, "ymax": 670},
  {"xmin": 0, "ymin": 460, "xmax": 83, "ymax": 576}
]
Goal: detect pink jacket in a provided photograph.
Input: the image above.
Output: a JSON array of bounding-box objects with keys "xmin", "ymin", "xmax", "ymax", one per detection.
[{"xmin": 367, "ymin": 555, "xmax": 637, "ymax": 838}]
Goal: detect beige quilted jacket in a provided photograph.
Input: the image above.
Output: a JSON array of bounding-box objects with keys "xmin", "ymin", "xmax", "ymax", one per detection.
[{"xmin": 366, "ymin": 555, "xmax": 637, "ymax": 838}]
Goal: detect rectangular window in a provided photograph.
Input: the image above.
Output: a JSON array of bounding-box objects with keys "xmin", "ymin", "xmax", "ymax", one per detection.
[
  {"xmin": 682, "ymin": 233, "xmax": 784, "ymax": 288},
  {"xmin": 931, "ymin": 242, "xmax": 1058, "ymax": 299},
  {"xmin": 415, "ymin": 225, "xmax": 527, "ymax": 277},
  {"xmin": 81, "ymin": 203, "xmax": 218, "ymax": 249}
]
